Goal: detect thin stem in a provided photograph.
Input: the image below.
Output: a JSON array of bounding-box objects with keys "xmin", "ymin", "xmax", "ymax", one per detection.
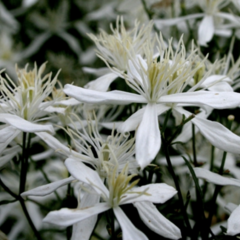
[
  {"xmin": 19, "ymin": 132, "xmax": 27, "ymax": 194},
  {"xmin": 0, "ymin": 177, "xmax": 18, "ymax": 199},
  {"xmin": 207, "ymin": 151, "xmax": 227, "ymax": 236},
  {"xmin": 19, "ymin": 198, "xmax": 43, "ymax": 240},
  {"xmin": 164, "ymin": 141, "xmax": 192, "ymax": 236},
  {"xmin": 192, "ymin": 124, "xmax": 197, "ymax": 166},
  {"xmin": 110, "ymin": 209, "xmax": 116, "ymax": 240}
]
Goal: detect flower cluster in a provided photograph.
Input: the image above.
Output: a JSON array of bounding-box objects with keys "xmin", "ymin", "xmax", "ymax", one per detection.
[{"xmin": 2, "ymin": 1, "xmax": 240, "ymax": 240}]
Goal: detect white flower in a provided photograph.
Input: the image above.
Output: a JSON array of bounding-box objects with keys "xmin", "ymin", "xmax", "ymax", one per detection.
[
  {"xmin": 64, "ymin": 36, "xmax": 240, "ymax": 169},
  {"xmin": 85, "ymin": 16, "xmax": 153, "ymax": 92},
  {"xmin": 0, "ymin": 63, "xmax": 58, "ymax": 151},
  {"xmin": 155, "ymin": 0, "xmax": 237, "ymax": 46},
  {"xmin": 43, "ymin": 162, "xmax": 180, "ymax": 240}
]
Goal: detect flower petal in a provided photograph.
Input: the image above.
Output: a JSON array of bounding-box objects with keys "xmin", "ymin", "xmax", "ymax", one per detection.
[
  {"xmin": 154, "ymin": 13, "xmax": 204, "ymax": 28},
  {"xmin": 227, "ymin": 204, "xmax": 240, "ymax": 236},
  {"xmin": 134, "ymin": 202, "xmax": 181, "ymax": 239},
  {"xmin": 43, "ymin": 203, "xmax": 110, "ymax": 227},
  {"xmin": 136, "ymin": 104, "xmax": 161, "ymax": 169},
  {"xmin": 122, "ymin": 183, "xmax": 177, "ymax": 204},
  {"xmin": 118, "ymin": 107, "xmax": 146, "ymax": 132},
  {"xmin": 84, "ymin": 72, "xmax": 118, "ymax": 91},
  {"xmin": 113, "ymin": 207, "xmax": 148, "ymax": 240},
  {"xmin": 160, "ymin": 91, "xmax": 240, "ymax": 109},
  {"xmin": 71, "ymin": 191, "xmax": 100, "ymax": 240},
  {"xmin": 194, "ymin": 168, "xmax": 240, "ymax": 187},
  {"xmin": 82, "ymin": 67, "xmax": 111, "ymax": 76},
  {"xmin": 64, "ymin": 85, "xmax": 146, "ymax": 105},
  {"xmin": 21, "ymin": 176, "xmax": 75, "ymax": 198},
  {"xmin": 198, "ymin": 16, "xmax": 214, "ymax": 46},
  {"xmin": 0, "ymin": 114, "xmax": 54, "ymax": 133},
  {"xmin": 65, "ymin": 158, "xmax": 108, "ymax": 196},
  {"xmin": 192, "ymin": 117, "xmax": 240, "ymax": 155},
  {"xmin": 0, "ymin": 125, "xmax": 21, "ymax": 152}
]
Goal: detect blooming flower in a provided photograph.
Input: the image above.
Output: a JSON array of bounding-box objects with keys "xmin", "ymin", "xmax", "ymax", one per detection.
[
  {"xmin": 155, "ymin": 0, "xmax": 238, "ymax": 46},
  {"xmin": 84, "ymin": 16, "xmax": 153, "ymax": 91},
  {"xmin": 43, "ymin": 162, "xmax": 180, "ymax": 240},
  {"xmin": 64, "ymin": 36, "xmax": 240, "ymax": 169},
  {"xmin": 0, "ymin": 63, "xmax": 58, "ymax": 152}
]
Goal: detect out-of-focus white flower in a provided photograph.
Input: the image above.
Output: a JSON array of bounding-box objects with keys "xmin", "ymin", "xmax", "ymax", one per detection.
[
  {"xmin": 155, "ymin": 0, "xmax": 237, "ymax": 46},
  {"xmin": 0, "ymin": 2, "xmax": 19, "ymax": 33},
  {"xmin": 25, "ymin": 1, "xmax": 81, "ymax": 61},
  {"xmin": 226, "ymin": 204, "xmax": 240, "ymax": 236}
]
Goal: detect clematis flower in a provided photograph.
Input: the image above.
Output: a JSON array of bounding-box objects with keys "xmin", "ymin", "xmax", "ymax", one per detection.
[
  {"xmin": 43, "ymin": 162, "xmax": 180, "ymax": 240},
  {"xmin": 155, "ymin": 0, "xmax": 238, "ymax": 46},
  {"xmin": 0, "ymin": 63, "xmax": 58, "ymax": 151},
  {"xmin": 64, "ymin": 36, "xmax": 240, "ymax": 169},
  {"xmin": 84, "ymin": 16, "xmax": 153, "ymax": 91}
]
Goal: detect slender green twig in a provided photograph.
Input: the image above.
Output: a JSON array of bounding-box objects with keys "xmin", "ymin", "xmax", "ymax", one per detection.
[
  {"xmin": 19, "ymin": 197, "xmax": 43, "ymax": 240},
  {"xmin": 192, "ymin": 124, "xmax": 198, "ymax": 166},
  {"xmin": 19, "ymin": 132, "xmax": 27, "ymax": 194},
  {"xmin": 163, "ymin": 141, "xmax": 192, "ymax": 236}
]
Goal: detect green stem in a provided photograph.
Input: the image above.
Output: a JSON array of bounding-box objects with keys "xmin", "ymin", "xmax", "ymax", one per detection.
[
  {"xmin": 19, "ymin": 132, "xmax": 28, "ymax": 194},
  {"xmin": 110, "ymin": 209, "xmax": 115, "ymax": 240},
  {"xmin": 192, "ymin": 124, "xmax": 197, "ymax": 166},
  {"xmin": 164, "ymin": 142, "xmax": 192, "ymax": 236},
  {"xmin": 0, "ymin": 178, "xmax": 43, "ymax": 240},
  {"xmin": 207, "ymin": 151, "xmax": 227, "ymax": 236},
  {"xmin": 19, "ymin": 198, "xmax": 43, "ymax": 240}
]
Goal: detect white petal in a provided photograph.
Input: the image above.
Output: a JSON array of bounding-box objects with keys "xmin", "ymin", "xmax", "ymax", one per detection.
[
  {"xmin": 22, "ymin": 0, "xmax": 38, "ymax": 7},
  {"xmin": 214, "ymin": 28, "xmax": 232, "ymax": 37},
  {"xmin": 160, "ymin": 91, "xmax": 240, "ymax": 109},
  {"xmin": 64, "ymin": 84, "xmax": 146, "ymax": 105},
  {"xmin": 44, "ymin": 106, "xmax": 66, "ymax": 114},
  {"xmin": 227, "ymin": 205, "xmax": 240, "ymax": 236},
  {"xmin": 194, "ymin": 168, "xmax": 240, "ymax": 187},
  {"xmin": 0, "ymin": 125, "xmax": 20, "ymax": 152},
  {"xmin": 65, "ymin": 158, "xmax": 108, "ymax": 196},
  {"xmin": 134, "ymin": 202, "xmax": 181, "ymax": 239},
  {"xmin": 122, "ymin": 183, "xmax": 177, "ymax": 204},
  {"xmin": 0, "ymin": 114, "xmax": 54, "ymax": 133},
  {"xmin": 82, "ymin": 67, "xmax": 111, "ymax": 76},
  {"xmin": 21, "ymin": 176, "xmax": 75, "ymax": 197},
  {"xmin": 192, "ymin": 117, "xmax": 240, "ymax": 155},
  {"xmin": 19, "ymin": 32, "xmax": 51, "ymax": 59},
  {"xmin": 136, "ymin": 104, "xmax": 161, "ymax": 169},
  {"xmin": 173, "ymin": 107, "xmax": 212, "ymax": 143},
  {"xmin": 225, "ymin": 203, "xmax": 237, "ymax": 214},
  {"xmin": 71, "ymin": 192, "xmax": 100, "ymax": 240},
  {"xmin": 154, "ymin": 13, "xmax": 204, "ymax": 28},
  {"xmin": 84, "ymin": 73, "xmax": 118, "ymax": 91},
  {"xmin": 208, "ymin": 82, "xmax": 233, "ymax": 92},
  {"xmin": 55, "ymin": 98, "xmax": 80, "ymax": 106},
  {"xmin": 201, "ymin": 75, "xmax": 232, "ymax": 88},
  {"xmin": 43, "ymin": 203, "xmax": 110, "ymax": 227},
  {"xmin": 113, "ymin": 207, "xmax": 148, "ymax": 240},
  {"xmin": 215, "ymin": 12, "xmax": 239, "ymax": 24},
  {"xmin": 198, "ymin": 16, "xmax": 214, "ymax": 46},
  {"xmin": 0, "ymin": 150, "xmax": 18, "ymax": 168},
  {"xmin": 31, "ymin": 149, "xmax": 54, "ymax": 161},
  {"xmin": 118, "ymin": 107, "xmax": 146, "ymax": 132}
]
